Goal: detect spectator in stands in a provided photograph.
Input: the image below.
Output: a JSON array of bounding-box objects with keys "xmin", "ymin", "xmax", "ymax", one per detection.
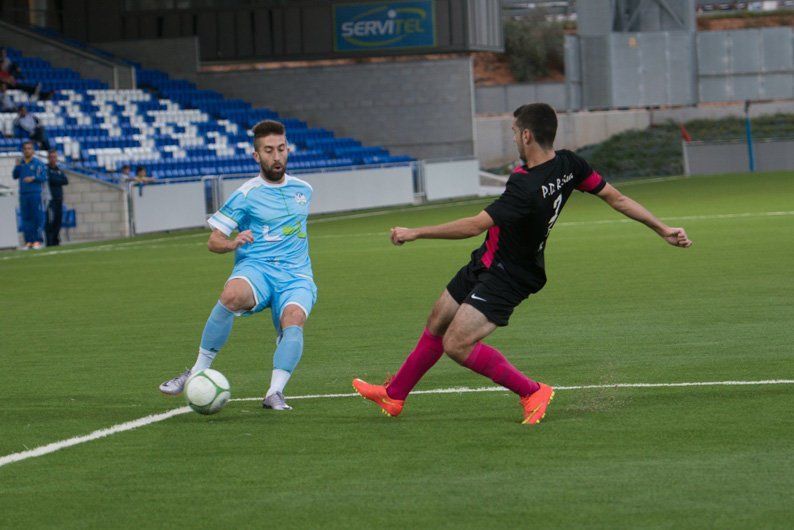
[
  {"xmin": 0, "ymin": 47, "xmax": 22, "ymax": 84},
  {"xmin": 134, "ymin": 165, "xmax": 155, "ymax": 184},
  {"xmin": 12, "ymin": 140, "xmax": 47, "ymax": 249},
  {"xmin": 13, "ymin": 105, "xmax": 50, "ymax": 151},
  {"xmin": 0, "ymin": 47, "xmax": 50, "ymax": 101},
  {"xmin": 118, "ymin": 164, "xmax": 133, "ymax": 182},
  {"xmin": 1, "ymin": 83, "xmax": 16, "ymax": 112},
  {"xmin": 45, "ymin": 149, "xmax": 68, "ymax": 247}
]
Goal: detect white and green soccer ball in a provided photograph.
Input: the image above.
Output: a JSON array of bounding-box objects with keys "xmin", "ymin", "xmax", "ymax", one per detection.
[{"xmin": 184, "ymin": 369, "xmax": 230, "ymax": 415}]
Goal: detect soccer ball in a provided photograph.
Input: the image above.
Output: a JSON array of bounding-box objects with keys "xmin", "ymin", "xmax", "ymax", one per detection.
[{"xmin": 184, "ymin": 369, "xmax": 231, "ymax": 415}]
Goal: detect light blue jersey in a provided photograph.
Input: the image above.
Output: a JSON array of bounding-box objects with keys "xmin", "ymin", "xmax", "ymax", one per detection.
[
  {"xmin": 208, "ymin": 174, "xmax": 313, "ymax": 275},
  {"xmin": 207, "ymin": 174, "xmax": 317, "ymax": 325}
]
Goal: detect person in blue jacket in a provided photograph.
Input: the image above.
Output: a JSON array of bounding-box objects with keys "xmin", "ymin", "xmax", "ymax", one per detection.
[
  {"xmin": 45, "ymin": 149, "xmax": 68, "ymax": 247},
  {"xmin": 12, "ymin": 140, "xmax": 47, "ymax": 249}
]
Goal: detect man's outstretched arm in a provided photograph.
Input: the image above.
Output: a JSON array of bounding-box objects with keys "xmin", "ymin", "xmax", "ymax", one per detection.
[
  {"xmin": 596, "ymin": 183, "xmax": 692, "ymax": 248},
  {"xmin": 391, "ymin": 211, "xmax": 494, "ymax": 246}
]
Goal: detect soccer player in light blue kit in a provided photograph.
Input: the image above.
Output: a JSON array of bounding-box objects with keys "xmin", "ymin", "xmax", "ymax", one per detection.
[{"xmin": 159, "ymin": 120, "xmax": 317, "ymax": 410}]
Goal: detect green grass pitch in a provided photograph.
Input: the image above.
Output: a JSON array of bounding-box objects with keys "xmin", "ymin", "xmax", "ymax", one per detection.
[{"xmin": 1, "ymin": 171, "xmax": 793, "ymax": 528}]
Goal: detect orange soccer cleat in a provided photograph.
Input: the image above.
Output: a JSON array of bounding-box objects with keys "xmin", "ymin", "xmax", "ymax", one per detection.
[
  {"xmin": 352, "ymin": 378, "xmax": 405, "ymax": 417},
  {"xmin": 520, "ymin": 383, "xmax": 555, "ymax": 425}
]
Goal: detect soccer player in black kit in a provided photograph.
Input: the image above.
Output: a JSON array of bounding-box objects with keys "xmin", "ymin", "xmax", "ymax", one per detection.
[{"xmin": 353, "ymin": 103, "xmax": 692, "ymax": 424}]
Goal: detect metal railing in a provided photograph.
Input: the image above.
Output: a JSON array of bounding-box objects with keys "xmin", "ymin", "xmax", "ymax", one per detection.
[{"xmin": 0, "ymin": 19, "xmax": 136, "ymax": 89}]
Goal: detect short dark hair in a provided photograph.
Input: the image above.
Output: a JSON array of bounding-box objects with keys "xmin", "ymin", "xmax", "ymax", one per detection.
[
  {"xmin": 252, "ymin": 120, "xmax": 286, "ymax": 145},
  {"xmin": 135, "ymin": 165, "xmax": 146, "ymax": 174},
  {"xmin": 48, "ymin": 148, "xmax": 57, "ymax": 154},
  {"xmin": 121, "ymin": 164, "xmax": 131, "ymax": 170},
  {"xmin": 21, "ymin": 140, "xmax": 33, "ymax": 148},
  {"xmin": 513, "ymin": 103, "xmax": 557, "ymax": 149}
]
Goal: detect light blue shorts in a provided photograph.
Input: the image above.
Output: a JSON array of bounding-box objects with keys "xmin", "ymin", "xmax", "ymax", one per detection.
[{"xmin": 227, "ymin": 260, "xmax": 317, "ymax": 332}]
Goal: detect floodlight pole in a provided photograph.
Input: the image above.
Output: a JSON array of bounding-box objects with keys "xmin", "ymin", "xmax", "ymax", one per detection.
[{"xmin": 744, "ymin": 99, "xmax": 755, "ymax": 173}]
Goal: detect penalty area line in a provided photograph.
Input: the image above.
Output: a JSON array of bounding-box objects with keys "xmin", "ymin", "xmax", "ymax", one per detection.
[
  {"xmin": 1, "ymin": 379, "xmax": 793, "ymax": 469},
  {"xmin": 231, "ymin": 378, "xmax": 794, "ymax": 402}
]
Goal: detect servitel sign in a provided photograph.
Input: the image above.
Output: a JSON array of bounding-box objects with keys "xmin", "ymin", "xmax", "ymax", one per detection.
[{"xmin": 334, "ymin": 0, "xmax": 436, "ymax": 52}]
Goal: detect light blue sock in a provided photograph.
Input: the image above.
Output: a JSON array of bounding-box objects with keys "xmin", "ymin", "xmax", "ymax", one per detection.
[
  {"xmin": 267, "ymin": 326, "xmax": 304, "ymax": 396},
  {"xmin": 193, "ymin": 301, "xmax": 235, "ymax": 371}
]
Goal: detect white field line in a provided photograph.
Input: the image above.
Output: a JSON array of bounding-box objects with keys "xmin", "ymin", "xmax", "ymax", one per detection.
[
  {"xmin": 3, "ymin": 209, "xmax": 793, "ymax": 262},
  {"xmin": 0, "ymin": 406, "xmax": 191, "ymax": 468},
  {"xmin": 1, "ymin": 379, "xmax": 792, "ymax": 469},
  {"xmin": 0, "ymin": 198, "xmax": 487, "ymax": 261},
  {"xmin": 232, "ymin": 378, "xmax": 794, "ymax": 402}
]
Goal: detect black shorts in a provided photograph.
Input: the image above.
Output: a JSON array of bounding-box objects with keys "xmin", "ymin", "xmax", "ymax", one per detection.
[{"xmin": 446, "ymin": 259, "xmax": 537, "ymax": 327}]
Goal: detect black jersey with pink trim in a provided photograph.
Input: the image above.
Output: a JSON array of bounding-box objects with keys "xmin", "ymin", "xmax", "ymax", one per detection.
[{"xmin": 473, "ymin": 150, "xmax": 606, "ymax": 291}]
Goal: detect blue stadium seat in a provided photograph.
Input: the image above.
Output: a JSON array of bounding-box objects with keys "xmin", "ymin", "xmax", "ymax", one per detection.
[{"xmin": 3, "ymin": 46, "xmax": 412, "ymax": 178}]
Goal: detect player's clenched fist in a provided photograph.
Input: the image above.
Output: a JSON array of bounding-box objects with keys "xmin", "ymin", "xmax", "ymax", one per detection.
[
  {"xmin": 234, "ymin": 229, "xmax": 254, "ymax": 248},
  {"xmin": 391, "ymin": 227, "xmax": 418, "ymax": 246},
  {"xmin": 661, "ymin": 227, "xmax": 692, "ymax": 248}
]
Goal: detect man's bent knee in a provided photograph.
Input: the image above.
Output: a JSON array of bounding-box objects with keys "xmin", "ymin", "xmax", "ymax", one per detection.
[
  {"xmin": 280, "ymin": 304, "xmax": 307, "ymax": 328},
  {"xmin": 442, "ymin": 333, "xmax": 474, "ymax": 364},
  {"xmin": 219, "ymin": 279, "xmax": 255, "ymax": 313}
]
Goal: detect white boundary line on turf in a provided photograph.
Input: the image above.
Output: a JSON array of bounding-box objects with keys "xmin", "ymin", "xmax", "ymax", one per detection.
[
  {"xmin": 1, "ymin": 379, "xmax": 792, "ymax": 469},
  {"xmin": 3, "ymin": 166, "xmax": 790, "ymax": 263},
  {"xmin": 0, "ymin": 406, "xmax": 191, "ymax": 468},
  {"xmin": 0, "ymin": 198, "xmax": 488, "ymax": 262},
  {"xmin": 231, "ymin": 378, "xmax": 794, "ymax": 401},
  {"xmin": 4, "ymin": 209, "xmax": 794, "ymax": 262}
]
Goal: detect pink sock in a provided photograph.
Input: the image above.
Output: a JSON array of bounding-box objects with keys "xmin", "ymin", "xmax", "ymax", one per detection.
[
  {"xmin": 462, "ymin": 342, "xmax": 540, "ymax": 397},
  {"xmin": 386, "ymin": 328, "xmax": 445, "ymax": 400}
]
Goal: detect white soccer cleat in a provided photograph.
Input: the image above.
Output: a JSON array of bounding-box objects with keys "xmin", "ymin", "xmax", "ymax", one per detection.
[
  {"xmin": 159, "ymin": 369, "xmax": 192, "ymax": 396},
  {"xmin": 262, "ymin": 391, "xmax": 292, "ymax": 410}
]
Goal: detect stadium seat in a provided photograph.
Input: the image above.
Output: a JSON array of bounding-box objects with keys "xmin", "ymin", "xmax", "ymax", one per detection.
[{"xmin": 0, "ymin": 47, "xmax": 413, "ymax": 180}]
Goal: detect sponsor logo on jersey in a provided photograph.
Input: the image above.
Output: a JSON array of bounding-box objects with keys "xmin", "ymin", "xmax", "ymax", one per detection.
[
  {"xmin": 263, "ymin": 222, "xmax": 307, "ymax": 242},
  {"xmin": 294, "ymin": 192, "xmax": 307, "ymax": 205}
]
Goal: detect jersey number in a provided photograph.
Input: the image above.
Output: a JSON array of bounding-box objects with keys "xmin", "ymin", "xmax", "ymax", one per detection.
[{"xmin": 538, "ymin": 194, "xmax": 563, "ymax": 252}]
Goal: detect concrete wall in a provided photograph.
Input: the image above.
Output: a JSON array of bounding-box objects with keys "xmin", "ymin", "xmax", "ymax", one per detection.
[
  {"xmin": 684, "ymin": 139, "xmax": 794, "ymax": 176},
  {"xmin": 222, "ymin": 166, "xmax": 415, "ymax": 215},
  {"xmin": 649, "ymin": 100, "xmax": 794, "ymax": 122},
  {"xmin": 422, "ymin": 158, "xmax": 480, "ymax": 201},
  {"xmin": 0, "ymin": 20, "xmax": 135, "ymax": 89},
  {"xmin": 61, "ymin": 171, "xmax": 128, "ymax": 241},
  {"xmin": 95, "ymin": 37, "xmax": 200, "ymax": 82},
  {"xmin": 197, "ymin": 57, "xmax": 476, "ymax": 160},
  {"xmin": 0, "ymin": 154, "xmax": 17, "ymax": 189},
  {"xmin": 131, "ymin": 180, "xmax": 206, "ymax": 234},
  {"xmin": 0, "ymin": 189, "xmax": 18, "ymax": 248},
  {"xmin": 476, "ymin": 100, "xmax": 794, "ymax": 168},
  {"xmin": 477, "ymin": 109, "xmax": 651, "ymax": 168},
  {"xmin": 475, "ymin": 82, "xmax": 567, "ymax": 114}
]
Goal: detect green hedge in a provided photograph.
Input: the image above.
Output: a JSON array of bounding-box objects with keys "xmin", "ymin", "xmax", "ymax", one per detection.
[
  {"xmin": 504, "ymin": 15, "xmax": 564, "ymax": 82},
  {"xmin": 576, "ymin": 114, "xmax": 794, "ymax": 180}
]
